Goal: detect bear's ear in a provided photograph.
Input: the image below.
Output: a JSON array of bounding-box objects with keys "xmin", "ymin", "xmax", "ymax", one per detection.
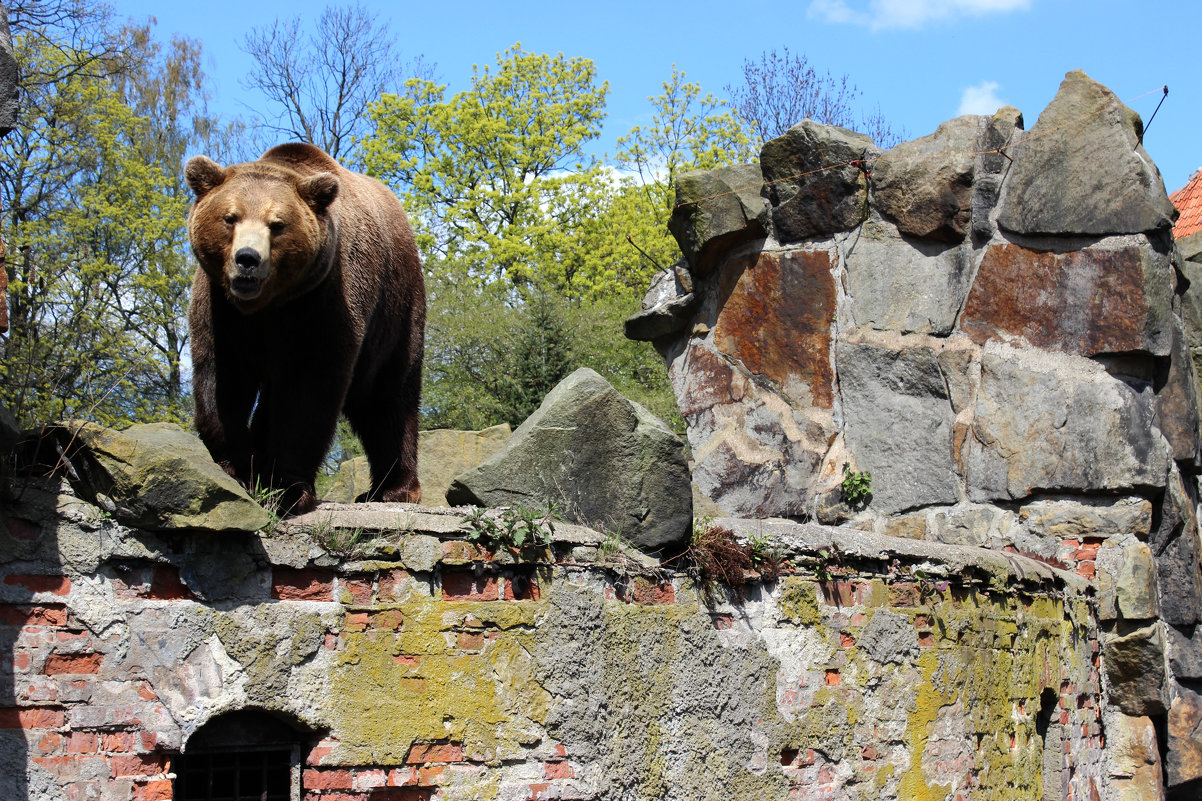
[
  {"xmin": 185, "ymin": 156, "xmax": 228, "ymax": 200},
  {"xmin": 299, "ymin": 172, "xmax": 340, "ymax": 214}
]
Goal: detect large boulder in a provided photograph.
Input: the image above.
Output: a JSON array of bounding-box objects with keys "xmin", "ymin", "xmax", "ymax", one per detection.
[
  {"xmin": 446, "ymin": 369, "xmax": 692, "ymax": 552},
  {"xmin": 668, "ymin": 164, "xmax": 769, "ymax": 278},
  {"xmin": 760, "ymin": 120, "xmax": 880, "ymax": 242},
  {"xmin": 870, "ymin": 115, "xmax": 982, "ymax": 242},
  {"xmin": 997, "ymin": 70, "xmax": 1176, "ymax": 236},
  {"xmin": 30, "ymin": 422, "xmax": 271, "ymax": 532}
]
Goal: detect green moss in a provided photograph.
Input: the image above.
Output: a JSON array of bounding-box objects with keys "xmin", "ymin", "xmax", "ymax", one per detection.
[{"xmin": 778, "ymin": 577, "xmax": 821, "ymax": 625}]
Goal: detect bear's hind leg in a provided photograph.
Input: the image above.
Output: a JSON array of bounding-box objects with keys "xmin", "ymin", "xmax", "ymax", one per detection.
[{"xmin": 347, "ymin": 364, "xmax": 422, "ymax": 505}]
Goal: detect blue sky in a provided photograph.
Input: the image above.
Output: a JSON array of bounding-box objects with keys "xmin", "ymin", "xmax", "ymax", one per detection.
[{"xmin": 114, "ymin": 0, "xmax": 1200, "ymax": 192}]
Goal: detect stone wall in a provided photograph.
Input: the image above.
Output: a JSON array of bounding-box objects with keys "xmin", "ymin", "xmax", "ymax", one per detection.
[
  {"xmin": 629, "ymin": 70, "xmax": 1202, "ymax": 798},
  {"xmin": 1, "ymin": 480, "xmax": 1122, "ymax": 801}
]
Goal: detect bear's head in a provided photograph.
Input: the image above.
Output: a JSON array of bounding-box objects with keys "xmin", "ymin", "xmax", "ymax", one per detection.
[{"xmin": 186, "ymin": 155, "xmax": 340, "ymax": 313}]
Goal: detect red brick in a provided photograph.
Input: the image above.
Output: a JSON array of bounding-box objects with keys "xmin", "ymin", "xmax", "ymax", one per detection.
[
  {"xmin": 1075, "ymin": 562, "xmax": 1096, "ymax": 580},
  {"xmin": 370, "ymin": 609, "xmax": 404, "ymax": 631},
  {"xmin": 457, "ymin": 631, "xmax": 485, "ymax": 650},
  {"xmin": 529, "ymin": 782, "xmax": 554, "ymax": 800},
  {"xmin": 378, "ymin": 569, "xmax": 412, "ymax": 603},
  {"xmin": 0, "ymin": 604, "xmax": 67, "ymax": 627},
  {"xmin": 820, "ymin": 580, "xmax": 856, "ymax": 607},
  {"xmin": 342, "ymin": 577, "xmax": 374, "ymax": 605},
  {"xmin": 441, "ymin": 572, "xmax": 498, "ymax": 602},
  {"xmin": 304, "ymin": 793, "xmax": 368, "ymax": 801},
  {"xmin": 101, "ymin": 732, "xmax": 139, "ymax": 752},
  {"xmin": 919, "ymin": 632, "xmax": 936, "ymax": 647},
  {"xmin": 43, "ymin": 652, "xmax": 101, "ymax": 675},
  {"xmin": 825, "ymin": 669, "xmax": 841, "ymax": 686},
  {"xmin": 372, "ymin": 789, "xmax": 431, "ymax": 801},
  {"xmin": 0, "ymin": 706, "xmax": 64, "ymax": 728},
  {"xmin": 303, "ymin": 768, "xmax": 354, "ymax": 789},
  {"xmin": 136, "ymin": 682, "xmax": 159, "ymax": 701},
  {"xmin": 343, "ymin": 612, "xmax": 369, "ymax": 632},
  {"xmin": 889, "ymin": 583, "xmax": 919, "ymax": 607},
  {"xmin": 712, "ymin": 613, "xmax": 734, "ymax": 630},
  {"xmin": 132, "ymin": 779, "xmax": 173, "ymax": 801},
  {"xmin": 840, "ymin": 633, "xmax": 855, "ymax": 648},
  {"xmin": 66, "ymin": 731, "xmax": 98, "ymax": 753},
  {"xmin": 36, "ymin": 732, "xmax": 61, "ymax": 754},
  {"xmin": 632, "ymin": 579, "xmax": 674, "ymax": 605},
  {"xmin": 553, "ymin": 744, "xmax": 567, "ymax": 758},
  {"xmin": 387, "ymin": 766, "xmax": 418, "ymax": 786},
  {"xmin": 111, "ymin": 753, "xmax": 169, "ymax": 778},
  {"xmin": 417, "ymin": 765, "xmax": 445, "ymax": 785},
  {"xmin": 4, "ymin": 574, "xmax": 71, "ymax": 595},
  {"xmin": 6, "ymin": 518, "xmax": 39, "ymax": 540},
  {"xmin": 503, "ymin": 575, "xmax": 541, "ymax": 601},
  {"xmin": 147, "ymin": 567, "xmax": 194, "ymax": 600},
  {"xmin": 544, "ymin": 760, "xmax": 573, "ymax": 779},
  {"xmin": 353, "ymin": 768, "xmax": 389, "ymax": 790},
  {"xmin": 405, "ymin": 741, "xmax": 464, "ymax": 764},
  {"xmin": 271, "ymin": 568, "xmax": 336, "ymax": 601},
  {"xmin": 13, "ymin": 651, "xmax": 30, "ymax": 671}
]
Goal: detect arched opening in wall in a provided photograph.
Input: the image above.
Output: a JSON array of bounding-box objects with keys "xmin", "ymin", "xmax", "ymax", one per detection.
[
  {"xmin": 1035, "ymin": 687, "xmax": 1064, "ymax": 801},
  {"xmin": 173, "ymin": 709, "xmax": 316, "ymax": 801}
]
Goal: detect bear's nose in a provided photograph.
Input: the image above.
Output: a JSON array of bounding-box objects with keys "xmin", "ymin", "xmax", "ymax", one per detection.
[{"xmin": 235, "ymin": 247, "xmax": 261, "ymax": 271}]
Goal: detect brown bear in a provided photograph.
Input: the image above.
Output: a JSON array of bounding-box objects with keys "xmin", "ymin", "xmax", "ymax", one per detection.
[{"xmin": 186, "ymin": 142, "xmax": 425, "ymax": 515}]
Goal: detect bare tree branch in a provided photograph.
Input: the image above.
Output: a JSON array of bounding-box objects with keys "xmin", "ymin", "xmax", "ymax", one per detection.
[{"xmin": 240, "ymin": 4, "xmax": 434, "ymax": 162}]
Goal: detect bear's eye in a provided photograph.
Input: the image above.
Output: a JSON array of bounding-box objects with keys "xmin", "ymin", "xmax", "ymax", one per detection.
[
  {"xmin": 268, "ymin": 221, "xmax": 287, "ymax": 235},
  {"xmin": 222, "ymin": 213, "xmax": 238, "ymax": 226}
]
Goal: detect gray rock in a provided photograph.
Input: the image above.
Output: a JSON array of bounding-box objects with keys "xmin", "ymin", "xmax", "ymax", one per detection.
[
  {"xmin": 970, "ymin": 107, "xmax": 1023, "ymax": 240},
  {"xmin": 1154, "ymin": 313, "xmax": 1202, "ymax": 466},
  {"xmin": 1103, "ymin": 622, "xmax": 1167, "ymax": 716},
  {"xmin": 842, "ymin": 217, "xmax": 974, "ymax": 335},
  {"xmin": 446, "ymin": 368, "xmax": 692, "ymax": 552},
  {"xmin": 997, "ymin": 70, "xmax": 1176, "ymax": 236},
  {"xmin": 1019, "ymin": 497, "xmax": 1153, "ymax": 541},
  {"xmin": 760, "ymin": 120, "xmax": 880, "ymax": 242},
  {"xmin": 837, "ymin": 333, "xmax": 958, "ymax": 514},
  {"xmin": 870, "ymin": 115, "xmax": 983, "ymax": 242},
  {"xmin": 1168, "ymin": 688, "xmax": 1202, "ymax": 789},
  {"xmin": 1149, "ymin": 463, "xmax": 1202, "ymax": 627},
  {"xmin": 1178, "ymin": 231, "xmax": 1202, "ymax": 351},
  {"xmin": 967, "ymin": 342, "xmax": 1171, "ymax": 502},
  {"xmin": 624, "ymin": 294, "xmax": 699, "ymax": 342},
  {"xmin": 1095, "ymin": 535, "xmax": 1158, "ymax": 621},
  {"xmin": 38, "ymin": 422, "xmax": 271, "ymax": 532},
  {"xmin": 1166, "ymin": 624, "xmax": 1202, "ymax": 682},
  {"xmin": 858, "ymin": 609, "xmax": 919, "ymax": 664},
  {"xmin": 668, "ymin": 164, "xmax": 769, "ymax": 278}
]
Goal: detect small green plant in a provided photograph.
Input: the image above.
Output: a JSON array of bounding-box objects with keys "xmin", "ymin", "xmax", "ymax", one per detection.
[
  {"xmin": 599, "ymin": 528, "xmax": 624, "ymax": 560},
  {"xmin": 252, "ymin": 478, "xmax": 287, "ymax": 526},
  {"xmin": 813, "ymin": 545, "xmax": 843, "ymax": 582},
  {"xmin": 461, "ymin": 505, "xmax": 555, "ymax": 551},
  {"xmin": 841, "ymin": 464, "xmax": 872, "ymax": 507},
  {"xmin": 746, "ymin": 534, "xmax": 783, "ymax": 581},
  {"xmin": 314, "ymin": 523, "xmax": 369, "ymax": 558}
]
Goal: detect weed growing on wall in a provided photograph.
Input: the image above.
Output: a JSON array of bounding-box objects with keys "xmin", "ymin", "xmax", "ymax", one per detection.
[
  {"xmin": 841, "ymin": 464, "xmax": 872, "ymax": 507},
  {"xmin": 461, "ymin": 505, "xmax": 556, "ymax": 551}
]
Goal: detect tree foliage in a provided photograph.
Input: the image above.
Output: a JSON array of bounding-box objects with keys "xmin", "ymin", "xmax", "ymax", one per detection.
[
  {"xmin": 239, "ymin": 3, "xmax": 430, "ymax": 163},
  {"xmin": 0, "ymin": 12, "xmax": 226, "ymax": 428},
  {"xmin": 726, "ymin": 46, "xmax": 905, "ymax": 148}
]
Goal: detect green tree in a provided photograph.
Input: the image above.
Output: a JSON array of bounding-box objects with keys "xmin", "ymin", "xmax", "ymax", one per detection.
[
  {"xmin": 0, "ymin": 17, "xmax": 224, "ymax": 427},
  {"xmin": 362, "ymin": 43, "xmax": 609, "ymax": 288}
]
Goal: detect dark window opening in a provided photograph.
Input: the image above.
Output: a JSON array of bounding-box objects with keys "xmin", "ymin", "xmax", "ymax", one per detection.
[{"xmin": 174, "ymin": 710, "xmax": 313, "ymax": 801}]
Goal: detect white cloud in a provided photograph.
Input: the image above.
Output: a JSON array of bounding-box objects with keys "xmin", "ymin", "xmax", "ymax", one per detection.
[
  {"xmin": 958, "ymin": 81, "xmax": 1005, "ymax": 115},
  {"xmin": 808, "ymin": 0, "xmax": 1031, "ymax": 30}
]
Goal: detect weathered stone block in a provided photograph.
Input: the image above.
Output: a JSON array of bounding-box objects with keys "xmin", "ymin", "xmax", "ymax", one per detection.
[
  {"xmin": 1150, "ymin": 464, "xmax": 1202, "ymax": 627},
  {"xmin": 668, "ymin": 164, "xmax": 769, "ymax": 278},
  {"xmin": 760, "ymin": 120, "xmax": 880, "ymax": 242},
  {"xmin": 1095, "ymin": 535, "xmax": 1158, "ymax": 621},
  {"xmin": 842, "ymin": 218, "xmax": 974, "ymax": 335},
  {"xmin": 871, "ymin": 115, "xmax": 982, "ymax": 242},
  {"xmin": 1168, "ymin": 689, "xmax": 1202, "ymax": 790},
  {"xmin": 1106, "ymin": 711, "xmax": 1165, "ymax": 801},
  {"xmin": 961, "ymin": 241, "xmax": 1174, "ymax": 358},
  {"xmin": 1019, "ymin": 497, "xmax": 1152, "ymax": 541},
  {"xmin": 967, "ymin": 343, "xmax": 1170, "ymax": 502},
  {"xmin": 1103, "ymin": 623, "xmax": 1167, "ymax": 716},
  {"xmin": 836, "ymin": 332, "xmax": 958, "ymax": 514},
  {"xmin": 713, "ymin": 249, "xmax": 836, "ymax": 407},
  {"xmin": 997, "ymin": 70, "xmax": 1176, "ymax": 236}
]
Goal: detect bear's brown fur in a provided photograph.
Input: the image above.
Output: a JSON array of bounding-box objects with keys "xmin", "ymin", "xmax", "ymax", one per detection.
[{"xmin": 186, "ymin": 142, "xmax": 424, "ymax": 515}]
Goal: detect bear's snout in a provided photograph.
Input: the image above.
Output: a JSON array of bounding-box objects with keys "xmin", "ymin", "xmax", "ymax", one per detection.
[{"xmin": 235, "ymin": 247, "xmax": 261, "ymax": 271}]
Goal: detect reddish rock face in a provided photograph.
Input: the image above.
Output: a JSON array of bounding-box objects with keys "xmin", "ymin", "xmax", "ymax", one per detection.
[
  {"xmin": 713, "ymin": 250, "xmax": 836, "ymax": 408},
  {"xmin": 961, "ymin": 243, "xmax": 1172, "ymax": 357}
]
